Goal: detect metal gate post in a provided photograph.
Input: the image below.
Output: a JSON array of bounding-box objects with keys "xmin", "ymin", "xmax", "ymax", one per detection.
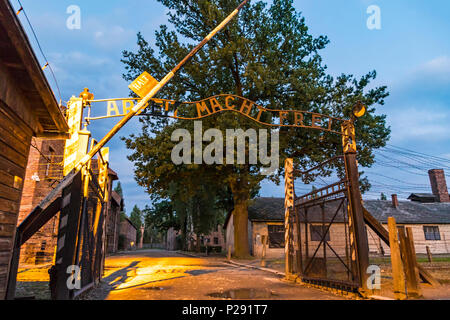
[
  {"xmin": 53, "ymin": 171, "xmax": 84, "ymax": 300},
  {"xmin": 342, "ymin": 122, "xmax": 370, "ymax": 293},
  {"xmin": 284, "ymin": 158, "xmax": 295, "ymax": 276}
]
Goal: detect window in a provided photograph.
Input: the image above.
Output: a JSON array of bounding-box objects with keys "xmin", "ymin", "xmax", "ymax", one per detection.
[
  {"xmin": 45, "ymin": 147, "xmax": 55, "ymax": 178},
  {"xmin": 310, "ymin": 225, "xmax": 330, "ymax": 242},
  {"xmin": 213, "ymin": 237, "xmax": 219, "ymax": 245},
  {"xmin": 268, "ymin": 224, "xmax": 284, "ymax": 248},
  {"xmin": 423, "ymin": 226, "xmax": 441, "ymax": 241}
]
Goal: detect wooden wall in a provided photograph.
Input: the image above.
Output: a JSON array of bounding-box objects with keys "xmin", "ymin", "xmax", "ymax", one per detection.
[{"xmin": 0, "ymin": 101, "xmax": 33, "ymax": 299}]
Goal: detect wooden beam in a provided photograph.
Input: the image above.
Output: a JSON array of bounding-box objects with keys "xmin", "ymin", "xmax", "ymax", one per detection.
[
  {"xmin": 0, "ymin": 0, "xmax": 68, "ymax": 134},
  {"xmin": 387, "ymin": 217, "xmax": 406, "ymax": 300},
  {"xmin": 36, "ymin": 132, "xmax": 70, "ymax": 140},
  {"xmin": 363, "ymin": 206, "xmax": 439, "ymax": 286},
  {"xmin": 402, "ymin": 227, "xmax": 422, "ymax": 298}
]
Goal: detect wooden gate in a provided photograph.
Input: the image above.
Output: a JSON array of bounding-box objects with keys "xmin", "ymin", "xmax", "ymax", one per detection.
[
  {"xmin": 284, "ymin": 122, "xmax": 371, "ymax": 295},
  {"xmin": 6, "ymin": 142, "xmax": 110, "ymax": 300}
]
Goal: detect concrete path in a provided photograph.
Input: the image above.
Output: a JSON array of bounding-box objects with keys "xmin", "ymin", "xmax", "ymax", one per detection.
[{"xmin": 83, "ymin": 249, "xmax": 345, "ymax": 300}]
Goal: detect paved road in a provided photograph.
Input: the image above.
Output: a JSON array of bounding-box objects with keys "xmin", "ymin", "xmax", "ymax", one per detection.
[{"xmin": 83, "ymin": 249, "xmax": 345, "ymax": 300}]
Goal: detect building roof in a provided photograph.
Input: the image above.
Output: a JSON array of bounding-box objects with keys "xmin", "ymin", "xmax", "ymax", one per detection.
[
  {"xmin": 240, "ymin": 197, "xmax": 450, "ymax": 225},
  {"xmin": 122, "ymin": 217, "xmax": 138, "ymax": 230},
  {"xmin": 108, "ymin": 168, "xmax": 119, "ymax": 181},
  {"xmin": 248, "ymin": 197, "xmax": 285, "ymax": 222},
  {"xmin": 364, "ymin": 199, "xmax": 450, "ymax": 224},
  {"xmin": 111, "ymin": 190, "xmax": 123, "ymax": 208},
  {"xmin": 0, "ymin": 0, "xmax": 68, "ymax": 136},
  {"xmin": 407, "ymin": 193, "xmax": 437, "ymax": 203}
]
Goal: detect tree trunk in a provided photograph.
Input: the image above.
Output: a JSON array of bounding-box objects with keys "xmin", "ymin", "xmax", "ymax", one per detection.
[
  {"xmin": 196, "ymin": 233, "xmax": 201, "ymax": 253},
  {"xmin": 232, "ymin": 194, "xmax": 250, "ymax": 258}
]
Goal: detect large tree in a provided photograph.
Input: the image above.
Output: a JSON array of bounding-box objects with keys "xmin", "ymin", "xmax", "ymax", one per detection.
[{"xmin": 121, "ymin": 0, "xmax": 390, "ymax": 257}]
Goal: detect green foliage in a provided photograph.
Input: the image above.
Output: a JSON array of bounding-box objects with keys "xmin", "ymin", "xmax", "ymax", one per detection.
[
  {"xmin": 129, "ymin": 205, "xmax": 143, "ymax": 241},
  {"xmin": 380, "ymin": 192, "xmax": 387, "ymax": 200},
  {"xmin": 114, "ymin": 181, "xmax": 123, "ymax": 198},
  {"xmin": 144, "ymin": 201, "xmax": 178, "ymax": 232},
  {"xmin": 114, "ymin": 181, "xmax": 127, "ymax": 221}
]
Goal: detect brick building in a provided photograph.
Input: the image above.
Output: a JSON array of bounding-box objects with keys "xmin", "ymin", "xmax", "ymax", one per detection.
[
  {"xmin": 105, "ymin": 190, "xmax": 123, "ymax": 254},
  {"xmin": 17, "ymin": 139, "xmax": 65, "ymax": 265},
  {"xmin": 119, "ymin": 218, "xmax": 137, "ymax": 251},
  {"xmin": 16, "ymin": 147, "xmax": 120, "ymax": 265},
  {"xmin": 201, "ymin": 225, "xmax": 226, "ymax": 252},
  {"xmin": 0, "ymin": 0, "xmax": 69, "ymax": 299}
]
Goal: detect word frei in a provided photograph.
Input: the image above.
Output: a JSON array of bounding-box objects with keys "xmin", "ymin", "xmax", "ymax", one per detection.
[{"xmin": 171, "ymin": 121, "xmax": 279, "ymax": 176}]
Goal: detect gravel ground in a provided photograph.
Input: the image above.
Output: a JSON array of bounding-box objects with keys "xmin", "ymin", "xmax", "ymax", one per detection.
[{"xmin": 81, "ymin": 249, "xmax": 346, "ymax": 300}]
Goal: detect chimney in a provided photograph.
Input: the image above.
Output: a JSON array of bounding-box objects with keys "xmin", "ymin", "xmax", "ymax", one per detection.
[
  {"xmin": 391, "ymin": 194, "xmax": 399, "ymax": 208},
  {"xmin": 428, "ymin": 169, "xmax": 450, "ymax": 203}
]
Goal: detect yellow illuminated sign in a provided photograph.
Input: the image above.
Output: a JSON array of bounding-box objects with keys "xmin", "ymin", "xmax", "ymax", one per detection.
[{"xmin": 128, "ymin": 71, "xmax": 159, "ymax": 98}]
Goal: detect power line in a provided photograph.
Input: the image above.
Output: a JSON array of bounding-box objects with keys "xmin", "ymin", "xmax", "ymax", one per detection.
[
  {"xmin": 387, "ymin": 144, "xmax": 450, "ymax": 165},
  {"xmin": 16, "ymin": 0, "xmax": 63, "ymax": 104}
]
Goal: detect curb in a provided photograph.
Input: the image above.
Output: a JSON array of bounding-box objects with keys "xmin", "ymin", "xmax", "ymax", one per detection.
[{"xmin": 226, "ymin": 259, "xmax": 285, "ymax": 277}]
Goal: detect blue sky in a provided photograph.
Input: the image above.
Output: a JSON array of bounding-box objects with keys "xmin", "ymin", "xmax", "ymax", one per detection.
[{"xmin": 12, "ymin": 0, "xmax": 450, "ymax": 212}]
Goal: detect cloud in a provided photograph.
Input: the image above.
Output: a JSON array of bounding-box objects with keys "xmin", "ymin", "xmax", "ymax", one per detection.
[
  {"xmin": 421, "ymin": 56, "xmax": 450, "ymax": 74},
  {"xmin": 85, "ymin": 19, "xmax": 135, "ymax": 50},
  {"xmin": 383, "ymin": 55, "xmax": 450, "ymax": 144}
]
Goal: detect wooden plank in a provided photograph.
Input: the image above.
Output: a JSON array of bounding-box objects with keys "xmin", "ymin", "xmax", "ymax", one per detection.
[
  {"xmin": 0, "ymin": 250, "xmax": 11, "ymax": 265},
  {"xmin": 0, "ymin": 140, "xmax": 27, "ymax": 168},
  {"xmin": 0, "ymin": 238, "xmax": 12, "ymax": 251},
  {"xmin": 0, "ymin": 183, "xmax": 21, "ymax": 202},
  {"xmin": 20, "ymin": 197, "xmax": 62, "ymax": 245},
  {"xmin": 0, "ymin": 119, "xmax": 29, "ymax": 155},
  {"xmin": 0, "ymin": 211, "xmax": 17, "ymax": 224},
  {"xmin": 0, "ymin": 223, "xmax": 15, "ymax": 237},
  {"xmin": 0, "ymin": 100, "xmax": 35, "ymax": 140},
  {"xmin": 388, "ymin": 217, "xmax": 406, "ymax": 300},
  {"xmin": 404, "ymin": 227, "xmax": 422, "ymax": 297},
  {"xmin": 0, "ymin": 158, "xmax": 25, "ymax": 179},
  {"xmin": 0, "ymin": 198, "xmax": 18, "ymax": 214},
  {"xmin": 0, "ymin": 265, "xmax": 7, "ymax": 276},
  {"xmin": 0, "ymin": 170, "xmax": 15, "ymax": 188}
]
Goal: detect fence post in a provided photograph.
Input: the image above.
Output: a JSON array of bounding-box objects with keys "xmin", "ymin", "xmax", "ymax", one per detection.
[
  {"xmin": 387, "ymin": 217, "xmax": 406, "ymax": 300},
  {"xmin": 405, "ymin": 227, "xmax": 422, "ymax": 297},
  {"xmin": 426, "ymin": 246, "xmax": 433, "ymax": 263},
  {"xmin": 261, "ymin": 235, "xmax": 267, "ymax": 267},
  {"xmin": 284, "ymin": 158, "xmax": 294, "ymax": 276},
  {"xmin": 342, "ymin": 122, "xmax": 370, "ymax": 293}
]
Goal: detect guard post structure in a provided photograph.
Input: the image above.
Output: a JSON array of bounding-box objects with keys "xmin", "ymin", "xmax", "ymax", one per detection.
[{"xmin": 341, "ymin": 121, "xmax": 370, "ymax": 295}]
